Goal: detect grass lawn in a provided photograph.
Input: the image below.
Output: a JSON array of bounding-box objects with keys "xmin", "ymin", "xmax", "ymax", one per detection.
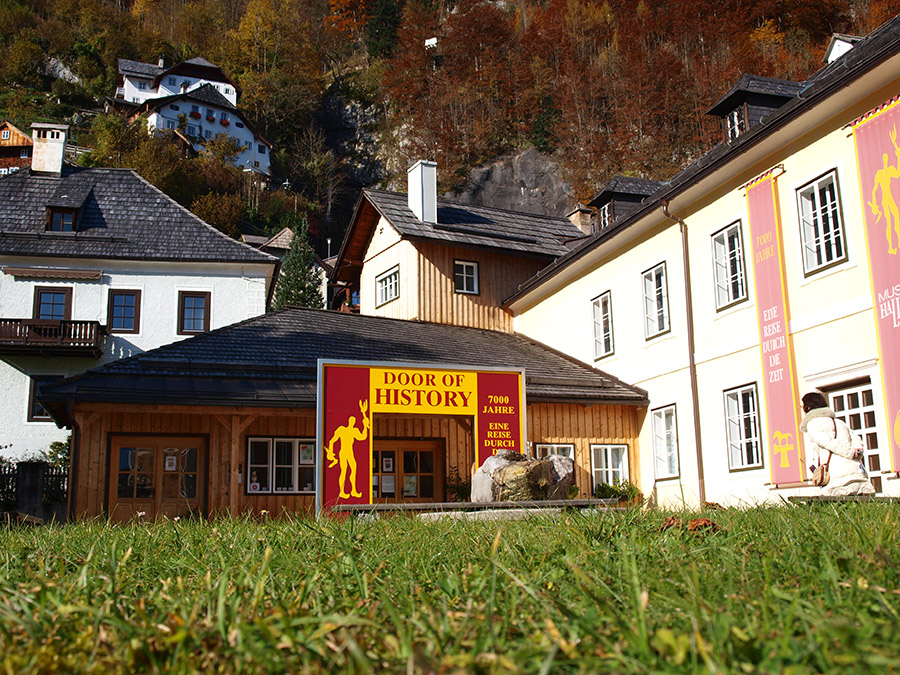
[{"xmin": 1, "ymin": 503, "xmax": 898, "ymax": 673}]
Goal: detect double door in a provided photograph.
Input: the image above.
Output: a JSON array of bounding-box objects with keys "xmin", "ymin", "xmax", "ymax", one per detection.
[
  {"xmin": 108, "ymin": 436, "xmax": 206, "ymax": 521},
  {"xmin": 372, "ymin": 440, "xmax": 445, "ymax": 503}
]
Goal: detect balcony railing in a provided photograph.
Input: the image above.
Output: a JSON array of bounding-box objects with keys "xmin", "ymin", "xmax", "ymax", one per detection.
[{"xmin": 0, "ymin": 319, "xmax": 105, "ymax": 357}]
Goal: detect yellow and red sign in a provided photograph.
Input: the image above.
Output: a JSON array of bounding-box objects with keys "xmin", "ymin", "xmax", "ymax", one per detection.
[
  {"xmin": 746, "ymin": 171, "xmax": 805, "ymax": 484},
  {"xmin": 854, "ymin": 95, "xmax": 900, "ymax": 472},
  {"xmin": 316, "ymin": 360, "xmax": 525, "ymax": 512}
]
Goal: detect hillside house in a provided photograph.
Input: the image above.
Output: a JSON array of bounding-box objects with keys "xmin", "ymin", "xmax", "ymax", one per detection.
[
  {"xmin": 0, "ymin": 121, "xmax": 32, "ymax": 175},
  {"xmin": 508, "ymin": 17, "xmax": 900, "ymax": 506},
  {"xmin": 0, "ymin": 123, "xmax": 279, "ymax": 461},
  {"xmin": 108, "ymin": 58, "xmax": 271, "ymax": 176},
  {"xmin": 330, "ymin": 160, "xmax": 587, "ymax": 331}
]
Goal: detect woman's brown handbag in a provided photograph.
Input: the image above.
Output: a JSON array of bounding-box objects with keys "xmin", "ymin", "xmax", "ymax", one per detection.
[
  {"xmin": 812, "ymin": 453, "xmax": 832, "ymax": 487},
  {"xmin": 812, "ymin": 418, "xmax": 837, "ymax": 487}
]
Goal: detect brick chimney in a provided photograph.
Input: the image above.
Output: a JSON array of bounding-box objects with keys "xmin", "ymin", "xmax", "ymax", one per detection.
[
  {"xmin": 408, "ymin": 160, "xmax": 437, "ymax": 224},
  {"xmin": 30, "ymin": 123, "xmax": 68, "ymax": 176}
]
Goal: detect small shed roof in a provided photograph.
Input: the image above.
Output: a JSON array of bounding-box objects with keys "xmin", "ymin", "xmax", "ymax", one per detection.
[{"xmin": 40, "ymin": 308, "xmax": 648, "ymax": 422}]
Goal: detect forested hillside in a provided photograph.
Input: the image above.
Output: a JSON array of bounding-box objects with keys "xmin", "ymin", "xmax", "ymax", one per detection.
[{"xmin": 3, "ymin": 0, "xmax": 900, "ymax": 245}]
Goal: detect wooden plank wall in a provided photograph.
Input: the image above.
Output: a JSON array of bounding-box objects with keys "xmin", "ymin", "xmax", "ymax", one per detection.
[
  {"xmin": 70, "ymin": 401, "xmax": 640, "ymax": 518},
  {"xmin": 527, "ymin": 402, "xmax": 641, "ymax": 497},
  {"xmin": 415, "ymin": 242, "xmax": 548, "ymax": 332}
]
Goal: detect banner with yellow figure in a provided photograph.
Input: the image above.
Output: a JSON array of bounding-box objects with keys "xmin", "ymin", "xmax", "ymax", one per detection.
[
  {"xmin": 853, "ymin": 95, "xmax": 900, "ymax": 472},
  {"xmin": 746, "ymin": 170, "xmax": 804, "ymax": 484}
]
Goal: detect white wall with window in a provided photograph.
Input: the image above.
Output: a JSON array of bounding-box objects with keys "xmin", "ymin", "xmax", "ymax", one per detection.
[
  {"xmin": 796, "ymin": 170, "xmax": 847, "ymax": 275},
  {"xmin": 642, "ymin": 262, "xmax": 670, "ymax": 339},
  {"xmin": 724, "ymin": 383, "xmax": 762, "ymax": 471},
  {"xmin": 711, "ymin": 221, "xmax": 747, "ymax": 310},
  {"xmin": 592, "ymin": 291, "xmax": 614, "ymax": 359},
  {"xmin": 652, "ymin": 404, "xmax": 679, "ymax": 480}
]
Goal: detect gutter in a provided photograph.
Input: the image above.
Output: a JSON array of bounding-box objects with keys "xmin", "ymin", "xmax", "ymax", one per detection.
[{"xmin": 660, "ymin": 200, "xmax": 706, "ymax": 504}]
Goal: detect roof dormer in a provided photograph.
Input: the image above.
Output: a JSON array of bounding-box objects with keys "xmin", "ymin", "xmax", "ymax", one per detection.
[
  {"xmin": 706, "ymin": 75, "xmax": 803, "ymax": 143},
  {"xmin": 587, "ymin": 176, "xmax": 665, "ymax": 234}
]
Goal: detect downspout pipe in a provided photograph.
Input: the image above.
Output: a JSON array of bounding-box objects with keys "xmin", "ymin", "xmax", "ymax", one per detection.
[{"xmin": 661, "ymin": 200, "xmax": 706, "ymax": 504}]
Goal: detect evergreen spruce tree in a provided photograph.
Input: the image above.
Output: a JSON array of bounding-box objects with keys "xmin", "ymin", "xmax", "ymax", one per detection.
[{"xmin": 271, "ymin": 214, "xmax": 324, "ymax": 311}]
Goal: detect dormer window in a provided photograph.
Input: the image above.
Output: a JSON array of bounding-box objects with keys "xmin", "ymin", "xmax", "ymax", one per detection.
[
  {"xmin": 47, "ymin": 209, "xmax": 76, "ymax": 232},
  {"xmin": 726, "ymin": 108, "xmax": 745, "ymax": 141},
  {"xmin": 167, "ymin": 76, "xmax": 176, "ymax": 86}
]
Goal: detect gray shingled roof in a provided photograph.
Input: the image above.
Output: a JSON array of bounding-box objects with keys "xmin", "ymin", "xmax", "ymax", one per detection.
[
  {"xmin": 0, "ymin": 166, "xmax": 277, "ymax": 263},
  {"xmin": 40, "ymin": 308, "xmax": 647, "ymax": 419},
  {"xmin": 506, "ymin": 14, "xmax": 900, "ymax": 305},
  {"xmin": 365, "ymin": 189, "xmax": 585, "ymax": 257},
  {"xmin": 706, "ymin": 74, "xmax": 805, "ymax": 116},
  {"xmin": 588, "ymin": 176, "xmax": 667, "ymax": 206},
  {"xmin": 117, "ymin": 58, "xmax": 163, "ymax": 79}
]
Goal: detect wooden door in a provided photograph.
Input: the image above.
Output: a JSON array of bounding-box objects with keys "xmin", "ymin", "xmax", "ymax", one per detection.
[
  {"xmin": 372, "ymin": 439, "xmax": 445, "ymax": 503},
  {"xmin": 109, "ymin": 436, "xmax": 207, "ymax": 522}
]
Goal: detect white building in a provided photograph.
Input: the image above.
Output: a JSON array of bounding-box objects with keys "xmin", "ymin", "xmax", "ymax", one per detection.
[
  {"xmin": 0, "ymin": 124, "xmax": 279, "ymax": 460},
  {"xmin": 110, "ymin": 57, "xmax": 271, "ymax": 176},
  {"xmin": 508, "ymin": 18, "xmax": 900, "ymax": 506}
]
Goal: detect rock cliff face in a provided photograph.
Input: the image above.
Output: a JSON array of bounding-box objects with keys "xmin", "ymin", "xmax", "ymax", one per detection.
[{"xmin": 445, "ymin": 147, "xmax": 576, "ymax": 217}]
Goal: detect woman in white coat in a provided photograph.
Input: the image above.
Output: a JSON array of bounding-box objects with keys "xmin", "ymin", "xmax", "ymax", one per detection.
[{"xmin": 801, "ymin": 392, "xmax": 875, "ymax": 496}]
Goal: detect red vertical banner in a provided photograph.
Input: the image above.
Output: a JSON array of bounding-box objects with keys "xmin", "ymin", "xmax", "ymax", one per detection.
[
  {"xmin": 747, "ymin": 173, "xmax": 804, "ymax": 484},
  {"xmin": 475, "ymin": 371, "xmax": 524, "ymax": 466},
  {"xmin": 853, "ymin": 96, "xmax": 900, "ymax": 472},
  {"xmin": 321, "ymin": 365, "xmax": 372, "ymax": 509}
]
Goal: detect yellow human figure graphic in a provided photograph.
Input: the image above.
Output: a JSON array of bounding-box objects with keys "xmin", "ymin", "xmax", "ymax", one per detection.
[
  {"xmin": 325, "ymin": 399, "xmax": 370, "ymax": 499},
  {"xmin": 772, "ymin": 431, "xmax": 794, "ymax": 469},
  {"xmin": 868, "ymin": 126, "xmax": 900, "ymax": 254}
]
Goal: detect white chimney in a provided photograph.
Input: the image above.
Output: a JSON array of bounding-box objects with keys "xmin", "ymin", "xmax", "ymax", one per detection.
[
  {"xmin": 30, "ymin": 123, "xmax": 68, "ymax": 175},
  {"xmin": 408, "ymin": 160, "xmax": 437, "ymax": 224}
]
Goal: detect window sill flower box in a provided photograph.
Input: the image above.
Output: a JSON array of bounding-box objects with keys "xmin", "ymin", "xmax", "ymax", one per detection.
[
  {"xmin": 189, "ymin": 112, "xmax": 201, "ymax": 119},
  {"xmin": 220, "ymin": 119, "xmax": 230, "ymax": 127},
  {"xmin": 206, "ymin": 115, "xmax": 215, "ymax": 122}
]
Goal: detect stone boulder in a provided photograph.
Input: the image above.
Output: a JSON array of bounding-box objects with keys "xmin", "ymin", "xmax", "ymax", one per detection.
[{"xmin": 471, "ymin": 450, "xmax": 575, "ymax": 503}]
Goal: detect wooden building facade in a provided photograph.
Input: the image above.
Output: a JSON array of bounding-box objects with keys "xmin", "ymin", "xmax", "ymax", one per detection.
[{"xmin": 43, "ymin": 308, "xmax": 647, "ymax": 521}]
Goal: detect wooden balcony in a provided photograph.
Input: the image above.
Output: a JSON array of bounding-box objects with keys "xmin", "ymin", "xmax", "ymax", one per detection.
[{"xmin": 0, "ymin": 319, "xmax": 105, "ymax": 357}]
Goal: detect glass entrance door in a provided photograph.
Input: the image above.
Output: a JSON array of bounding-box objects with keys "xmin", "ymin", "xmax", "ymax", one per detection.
[
  {"xmin": 372, "ymin": 440, "xmax": 445, "ymax": 503},
  {"xmin": 109, "ymin": 436, "xmax": 206, "ymax": 521}
]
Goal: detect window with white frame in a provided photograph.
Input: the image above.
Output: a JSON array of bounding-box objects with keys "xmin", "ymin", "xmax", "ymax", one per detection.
[
  {"xmin": 592, "ymin": 291, "xmax": 614, "ymax": 359},
  {"xmin": 652, "ymin": 405, "xmax": 678, "ymax": 479},
  {"xmin": 597, "ymin": 202, "xmax": 611, "ymax": 230},
  {"xmin": 711, "ymin": 221, "xmax": 747, "ymax": 310},
  {"xmin": 724, "ymin": 384, "xmax": 762, "ymax": 470},
  {"xmin": 1, "ymin": 130, "xmax": 9, "ymax": 140},
  {"xmin": 591, "ymin": 444, "xmax": 629, "ymax": 490},
  {"xmin": 830, "ymin": 383, "xmax": 883, "ymax": 493},
  {"xmin": 453, "ymin": 260, "xmax": 479, "ymax": 294},
  {"xmin": 137, "ymin": 80, "xmax": 147, "ymax": 90},
  {"xmin": 375, "ymin": 266, "xmax": 400, "ymax": 306},
  {"xmin": 246, "ymin": 438, "xmax": 316, "ymax": 494},
  {"xmin": 534, "ymin": 443, "xmax": 574, "ymax": 459},
  {"xmin": 726, "ymin": 108, "xmax": 745, "ymax": 141},
  {"xmin": 642, "ymin": 263, "xmax": 669, "ymax": 339},
  {"xmin": 797, "ymin": 170, "xmax": 847, "ymax": 274}
]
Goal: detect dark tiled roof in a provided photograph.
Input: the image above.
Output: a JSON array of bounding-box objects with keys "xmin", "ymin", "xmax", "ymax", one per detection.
[
  {"xmin": 0, "ymin": 166, "xmax": 277, "ymax": 263},
  {"xmin": 183, "ymin": 57, "xmax": 218, "ymax": 68},
  {"xmin": 587, "ymin": 176, "xmax": 667, "ymax": 207},
  {"xmin": 145, "ymin": 83, "xmax": 236, "ymax": 112},
  {"xmin": 117, "ymin": 58, "xmax": 163, "ymax": 79},
  {"xmin": 40, "ymin": 308, "xmax": 647, "ymax": 415},
  {"xmin": 365, "ymin": 189, "xmax": 585, "ymax": 257},
  {"xmin": 506, "ymin": 14, "xmax": 900, "ymax": 304},
  {"xmin": 706, "ymin": 74, "xmax": 804, "ymax": 116}
]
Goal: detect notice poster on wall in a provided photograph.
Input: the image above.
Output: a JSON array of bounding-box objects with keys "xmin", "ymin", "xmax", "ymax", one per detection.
[
  {"xmin": 853, "ymin": 95, "xmax": 900, "ymax": 472},
  {"xmin": 746, "ymin": 171, "xmax": 805, "ymax": 484},
  {"xmin": 316, "ymin": 360, "xmax": 526, "ymax": 514}
]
